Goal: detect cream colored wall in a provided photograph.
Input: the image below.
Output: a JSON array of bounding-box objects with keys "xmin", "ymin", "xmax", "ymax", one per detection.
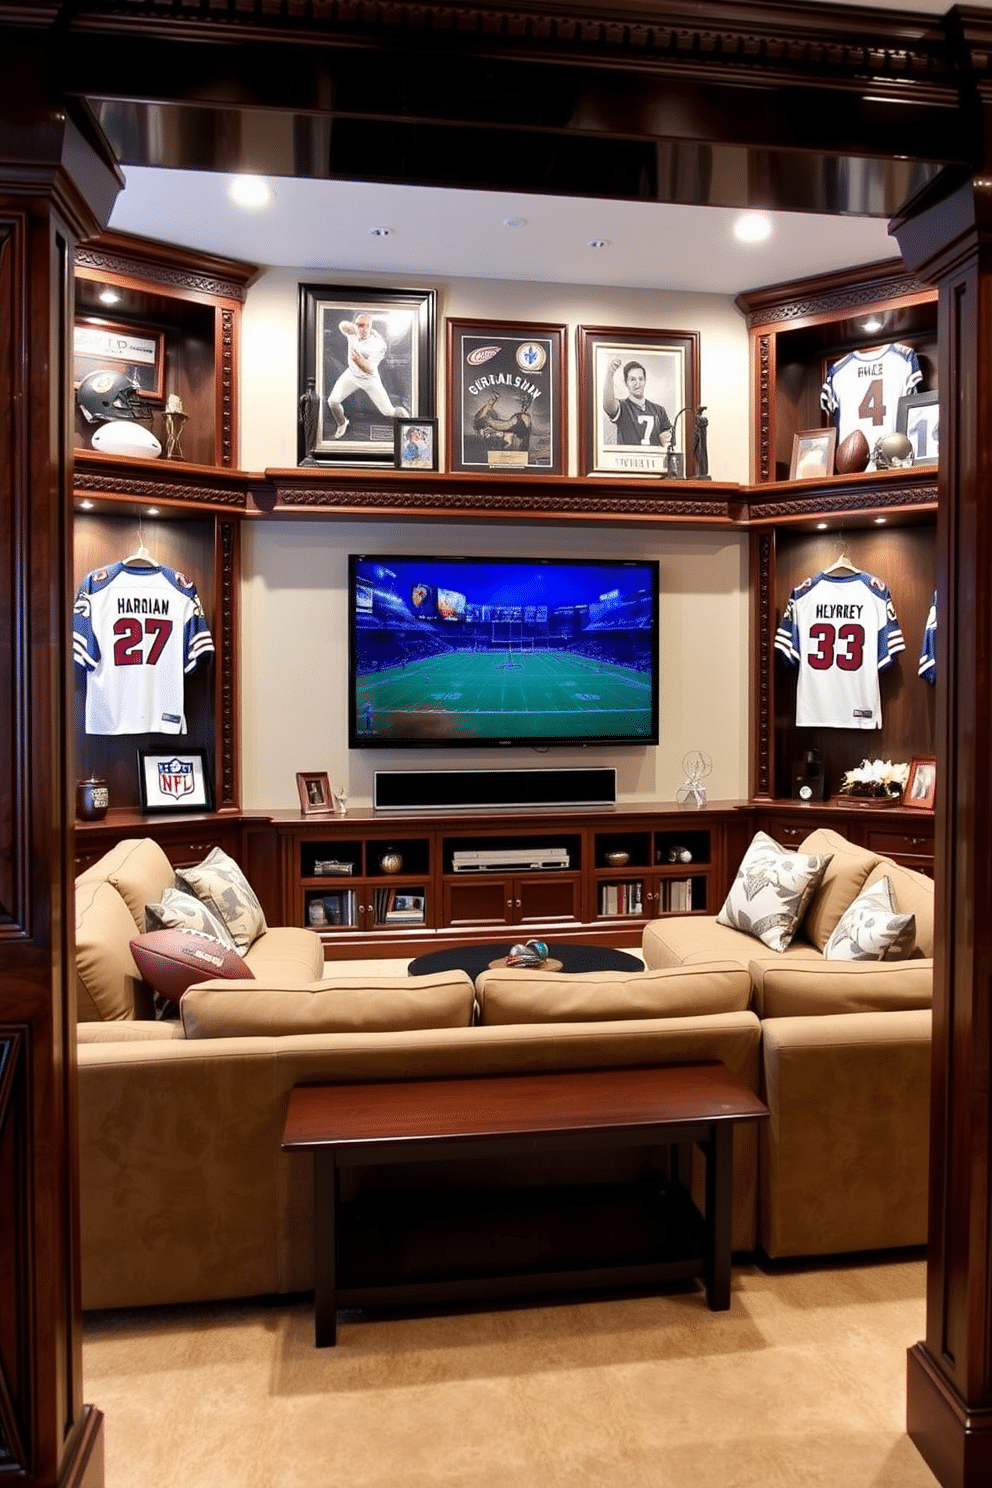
[{"xmin": 238, "ymin": 271, "xmax": 751, "ymax": 810}]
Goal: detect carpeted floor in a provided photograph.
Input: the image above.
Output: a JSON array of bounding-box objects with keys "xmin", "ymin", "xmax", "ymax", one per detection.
[{"xmin": 84, "ymin": 1252, "xmax": 938, "ymax": 1488}]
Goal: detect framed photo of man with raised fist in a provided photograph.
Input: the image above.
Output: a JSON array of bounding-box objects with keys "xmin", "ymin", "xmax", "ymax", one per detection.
[{"xmin": 578, "ymin": 326, "xmax": 700, "ymax": 478}]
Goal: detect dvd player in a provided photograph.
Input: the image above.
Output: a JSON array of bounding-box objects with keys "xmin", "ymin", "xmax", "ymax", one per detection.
[{"xmin": 452, "ymin": 846, "xmax": 570, "ymax": 872}]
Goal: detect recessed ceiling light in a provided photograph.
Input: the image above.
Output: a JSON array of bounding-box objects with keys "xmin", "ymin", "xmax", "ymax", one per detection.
[
  {"xmin": 80, "ymin": 499, "xmax": 94, "ymax": 510},
  {"xmin": 503, "ymin": 216, "xmax": 527, "ymax": 228},
  {"xmin": 228, "ymin": 174, "xmax": 273, "ymax": 209},
  {"xmin": 875, "ymin": 517, "xmax": 887, "ymax": 525},
  {"xmin": 98, "ymin": 288, "xmax": 120, "ymax": 305},
  {"xmin": 816, "ymin": 522, "xmax": 828, "ymax": 530},
  {"xmin": 368, "ymin": 226, "xmax": 392, "ymax": 237},
  {"xmin": 586, "ymin": 239, "xmax": 609, "ymax": 249},
  {"xmin": 862, "ymin": 316, "xmax": 884, "ymax": 333},
  {"xmin": 733, "ymin": 213, "xmax": 772, "ymax": 244},
  {"xmin": 146, "ymin": 507, "xmax": 159, "ymax": 517}
]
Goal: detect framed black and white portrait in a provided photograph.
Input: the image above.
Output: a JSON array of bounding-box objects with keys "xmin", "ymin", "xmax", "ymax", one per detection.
[
  {"xmin": 577, "ymin": 326, "xmax": 700, "ymax": 478},
  {"xmin": 298, "ymin": 284, "xmax": 436, "ymax": 466}
]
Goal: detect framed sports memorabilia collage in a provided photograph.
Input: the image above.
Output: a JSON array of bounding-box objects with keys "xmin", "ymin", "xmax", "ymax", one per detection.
[{"xmin": 296, "ymin": 287, "xmax": 704, "ymax": 479}]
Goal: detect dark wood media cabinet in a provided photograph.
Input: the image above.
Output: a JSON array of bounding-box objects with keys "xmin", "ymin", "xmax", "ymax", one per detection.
[{"xmin": 75, "ymin": 797, "xmax": 934, "ymax": 961}]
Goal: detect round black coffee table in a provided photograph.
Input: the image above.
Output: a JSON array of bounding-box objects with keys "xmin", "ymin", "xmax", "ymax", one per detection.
[{"xmin": 408, "ymin": 942, "xmax": 643, "ymax": 981}]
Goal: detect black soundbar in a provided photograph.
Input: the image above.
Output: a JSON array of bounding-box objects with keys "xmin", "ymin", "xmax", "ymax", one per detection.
[{"xmin": 373, "ymin": 767, "xmax": 617, "ymax": 811}]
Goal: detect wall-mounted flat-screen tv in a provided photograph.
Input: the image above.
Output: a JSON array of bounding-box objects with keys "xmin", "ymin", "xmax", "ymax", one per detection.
[{"xmin": 348, "ymin": 554, "xmax": 659, "ymax": 749}]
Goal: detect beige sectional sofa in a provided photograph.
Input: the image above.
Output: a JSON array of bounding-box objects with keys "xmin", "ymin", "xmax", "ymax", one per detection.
[
  {"xmin": 643, "ymin": 826, "xmax": 933, "ymax": 1259},
  {"xmin": 73, "ymin": 828, "xmax": 932, "ymax": 1312}
]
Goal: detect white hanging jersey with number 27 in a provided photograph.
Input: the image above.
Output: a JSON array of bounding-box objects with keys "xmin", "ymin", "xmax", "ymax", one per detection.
[
  {"xmin": 774, "ymin": 570, "xmax": 905, "ymax": 729},
  {"xmin": 73, "ymin": 561, "xmax": 214, "ymax": 735},
  {"xmin": 820, "ymin": 343, "xmax": 922, "ymax": 445}
]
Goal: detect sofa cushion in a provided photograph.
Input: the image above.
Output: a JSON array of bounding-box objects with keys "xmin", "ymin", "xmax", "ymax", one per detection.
[
  {"xmin": 76, "ymin": 836, "xmax": 176, "ymax": 933},
  {"xmin": 475, "ymin": 962, "xmax": 752, "ymax": 1025},
  {"xmin": 822, "ymin": 876, "xmax": 916, "ymax": 961},
  {"xmin": 864, "ymin": 860, "xmax": 934, "ymax": 958},
  {"xmin": 175, "ymin": 846, "xmax": 267, "ymax": 954},
  {"xmin": 179, "ymin": 971, "xmax": 475, "ymax": 1038},
  {"xmin": 145, "ymin": 885, "xmax": 237, "ymax": 947},
  {"xmin": 748, "ymin": 956, "xmax": 933, "ymax": 1018},
  {"xmin": 244, "ymin": 926, "xmax": 325, "ymax": 982},
  {"xmin": 797, "ymin": 828, "xmax": 881, "ymax": 950},
  {"xmin": 75, "ymin": 877, "xmax": 150, "ymax": 1021},
  {"xmin": 131, "ymin": 929, "xmax": 255, "ymax": 1002},
  {"xmin": 716, "ymin": 831, "xmax": 833, "ymax": 953},
  {"xmin": 642, "ymin": 913, "xmax": 820, "ymax": 971}
]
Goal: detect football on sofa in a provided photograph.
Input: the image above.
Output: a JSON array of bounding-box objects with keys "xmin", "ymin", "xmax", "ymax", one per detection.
[{"xmin": 643, "ymin": 825, "xmax": 933, "ymax": 1258}]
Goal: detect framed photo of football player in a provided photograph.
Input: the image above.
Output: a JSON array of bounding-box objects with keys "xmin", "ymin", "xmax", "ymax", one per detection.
[
  {"xmin": 73, "ymin": 317, "xmax": 165, "ymax": 401},
  {"xmin": 897, "ymin": 390, "xmax": 939, "ymax": 467},
  {"xmin": 296, "ymin": 770, "xmax": 337, "ymax": 816},
  {"xmin": 395, "ymin": 417, "xmax": 438, "ymax": 471},
  {"xmin": 446, "ymin": 318, "xmax": 566, "ymax": 475},
  {"xmin": 904, "ymin": 756, "xmax": 937, "ymax": 811},
  {"xmin": 577, "ymin": 326, "xmax": 700, "ymax": 478},
  {"xmin": 298, "ymin": 284, "xmax": 436, "ymax": 467},
  {"xmin": 789, "ymin": 428, "xmax": 837, "ymax": 481},
  {"xmin": 137, "ymin": 749, "xmax": 212, "ymax": 814}
]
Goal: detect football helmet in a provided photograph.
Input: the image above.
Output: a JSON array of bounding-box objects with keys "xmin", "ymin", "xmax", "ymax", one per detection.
[
  {"xmin": 77, "ymin": 368, "xmax": 151, "ymax": 424},
  {"xmin": 871, "ymin": 431, "xmax": 915, "ymax": 469}
]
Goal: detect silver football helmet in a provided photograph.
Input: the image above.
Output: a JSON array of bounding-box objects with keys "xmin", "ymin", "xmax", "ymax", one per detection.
[{"xmin": 871, "ymin": 432, "xmax": 915, "ymax": 469}]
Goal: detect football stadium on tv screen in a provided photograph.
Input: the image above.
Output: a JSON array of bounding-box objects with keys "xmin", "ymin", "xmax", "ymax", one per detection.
[{"xmin": 349, "ymin": 555, "xmax": 659, "ymax": 748}]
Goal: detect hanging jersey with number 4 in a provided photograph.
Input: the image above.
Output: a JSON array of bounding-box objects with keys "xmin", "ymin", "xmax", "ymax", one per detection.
[
  {"xmin": 820, "ymin": 343, "xmax": 922, "ymax": 445},
  {"xmin": 774, "ymin": 570, "xmax": 905, "ymax": 729},
  {"xmin": 73, "ymin": 561, "xmax": 214, "ymax": 735}
]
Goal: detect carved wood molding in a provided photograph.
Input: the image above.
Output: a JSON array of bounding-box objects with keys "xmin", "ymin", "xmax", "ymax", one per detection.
[
  {"xmin": 54, "ymin": 1, "xmax": 957, "ymax": 91},
  {"xmin": 74, "ymin": 243, "xmax": 252, "ymax": 303},
  {"xmin": 737, "ymin": 265, "xmax": 936, "ymax": 330},
  {"xmin": 745, "ymin": 478, "xmax": 938, "ymax": 522},
  {"xmin": 755, "ymin": 532, "xmax": 774, "ymax": 799},
  {"xmin": 218, "ymin": 521, "xmax": 238, "ymax": 810},
  {"xmin": 73, "ymin": 468, "xmax": 248, "ymax": 510},
  {"xmin": 267, "ymin": 480, "xmax": 736, "ymax": 521}
]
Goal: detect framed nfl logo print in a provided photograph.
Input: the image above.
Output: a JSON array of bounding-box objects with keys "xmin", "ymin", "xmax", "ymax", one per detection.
[
  {"xmin": 577, "ymin": 326, "xmax": 700, "ymax": 478},
  {"xmin": 138, "ymin": 748, "xmax": 212, "ymax": 814},
  {"xmin": 446, "ymin": 319, "xmax": 566, "ymax": 475}
]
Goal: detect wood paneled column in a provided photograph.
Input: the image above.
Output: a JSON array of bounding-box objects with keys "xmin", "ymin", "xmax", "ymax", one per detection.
[
  {"xmin": 0, "ymin": 33, "xmax": 120, "ymax": 1488},
  {"xmin": 893, "ymin": 174, "xmax": 992, "ymax": 1488}
]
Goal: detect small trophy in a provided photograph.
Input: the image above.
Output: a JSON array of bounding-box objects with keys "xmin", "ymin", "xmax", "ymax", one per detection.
[
  {"xmin": 676, "ymin": 750, "xmax": 713, "ymax": 808},
  {"xmin": 164, "ymin": 393, "xmax": 188, "ymax": 459}
]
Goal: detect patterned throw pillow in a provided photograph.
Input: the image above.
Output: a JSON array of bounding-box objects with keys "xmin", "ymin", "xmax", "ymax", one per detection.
[
  {"xmin": 823, "ymin": 876, "xmax": 916, "ymax": 961},
  {"xmin": 717, "ymin": 831, "xmax": 833, "ymax": 953},
  {"xmin": 145, "ymin": 886, "xmax": 236, "ymax": 948},
  {"xmin": 175, "ymin": 846, "xmax": 267, "ymax": 954}
]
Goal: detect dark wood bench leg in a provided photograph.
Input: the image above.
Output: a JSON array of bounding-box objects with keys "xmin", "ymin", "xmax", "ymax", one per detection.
[
  {"xmin": 704, "ymin": 1124, "xmax": 733, "ymax": 1311},
  {"xmin": 313, "ymin": 1150, "xmax": 338, "ymax": 1346}
]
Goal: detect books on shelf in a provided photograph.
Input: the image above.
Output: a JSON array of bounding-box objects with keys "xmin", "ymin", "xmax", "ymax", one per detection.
[
  {"xmin": 373, "ymin": 886, "xmax": 426, "ymax": 926},
  {"xmin": 598, "ymin": 880, "xmax": 643, "ymax": 916},
  {"xmin": 308, "ymin": 889, "xmax": 359, "ymax": 928},
  {"xmin": 666, "ymin": 878, "xmax": 694, "ymax": 912}
]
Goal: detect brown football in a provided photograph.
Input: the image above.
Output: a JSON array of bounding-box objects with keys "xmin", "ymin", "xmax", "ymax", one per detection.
[
  {"xmin": 130, "ymin": 928, "xmax": 254, "ymax": 1003},
  {"xmin": 834, "ymin": 427, "xmax": 870, "ymax": 475}
]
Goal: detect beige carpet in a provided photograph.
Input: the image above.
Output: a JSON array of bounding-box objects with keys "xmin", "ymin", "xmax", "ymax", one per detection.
[{"xmin": 84, "ymin": 1253, "xmax": 937, "ymax": 1488}]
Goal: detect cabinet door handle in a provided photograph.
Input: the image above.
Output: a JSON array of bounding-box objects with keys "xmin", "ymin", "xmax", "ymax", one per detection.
[
  {"xmin": 516, "ymin": 898, "xmax": 521, "ymax": 908},
  {"xmin": 506, "ymin": 899, "xmax": 513, "ymax": 910}
]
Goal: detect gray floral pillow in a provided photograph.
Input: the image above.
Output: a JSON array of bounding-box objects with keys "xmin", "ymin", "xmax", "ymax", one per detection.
[
  {"xmin": 717, "ymin": 831, "xmax": 833, "ymax": 953},
  {"xmin": 175, "ymin": 846, "xmax": 267, "ymax": 955},
  {"xmin": 823, "ymin": 876, "xmax": 916, "ymax": 961},
  {"xmin": 145, "ymin": 886, "xmax": 236, "ymax": 948}
]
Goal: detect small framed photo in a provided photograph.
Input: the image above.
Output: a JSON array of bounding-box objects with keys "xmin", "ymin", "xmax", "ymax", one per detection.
[
  {"xmin": 577, "ymin": 326, "xmax": 700, "ymax": 478},
  {"xmin": 296, "ymin": 771, "xmax": 336, "ymax": 816},
  {"xmin": 904, "ymin": 756, "xmax": 937, "ymax": 810},
  {"xmin": 74, "ymin": 317, "xmax": 165, "ymax": 402},
  {"xmin": 897, "ymin": 390, "xmax": 939, "ymax": 467},
  {"xmin": 395, "ymin": 417, "xmax": 438, "ymax": 470},
  {"xmin": 137, "ymin": 749, "xmax": 212, "ymax": 814},
  {"xmin": 298, "ymin": 284, "xmax": 436, "ymax": 466},
  {"xmin": 446, "ymin": 318, "xmax": 566, "ymax": 475},
  {"xmin": 790, "ymin": 428, "xmax": 837, "ymax": 481}
]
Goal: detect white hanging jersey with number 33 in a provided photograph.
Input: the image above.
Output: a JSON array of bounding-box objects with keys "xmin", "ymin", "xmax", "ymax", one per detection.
[
  {"xmin": 774, "ymin": 570, "xmax": 905, "ymax": 728},
  {"xmin": 73, "ymin": 561, "xmax": 215, "ymax": 735}
]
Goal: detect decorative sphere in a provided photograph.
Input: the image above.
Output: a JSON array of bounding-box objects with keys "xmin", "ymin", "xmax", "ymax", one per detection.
[
  {"xmin": 379, "ymin": 851, "xmax": 403, "ymax": 874},
  {"xmin": 605, "ymin": 850, "xmax": 630, "ymax": 867}
]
